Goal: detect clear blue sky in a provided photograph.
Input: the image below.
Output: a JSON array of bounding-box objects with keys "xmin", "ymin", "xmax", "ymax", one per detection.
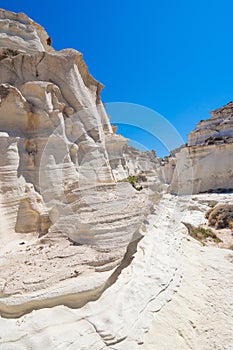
[{"xmin": 1, "ymin": 1, "xmax": 233, "ymax": 156}]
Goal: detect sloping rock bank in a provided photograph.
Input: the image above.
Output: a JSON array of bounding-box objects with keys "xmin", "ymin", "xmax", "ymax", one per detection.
[
  {"xmin": 141, "ymin": 193, "xmax": 233, "ymax": 350},
  {"xmin": 0, "ymin": 194, "xmax": 233, "ymax": 349}
]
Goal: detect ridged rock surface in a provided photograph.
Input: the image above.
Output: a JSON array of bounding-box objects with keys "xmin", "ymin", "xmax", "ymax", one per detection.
[
  {"xmin": 160, "ymin": 102, "xmax": 233, "ymax": 194},
  {"xmin": 1, "ymin": 193, "xmax": 233, "ymax": 349},
  {"xmin": 188, "ymin": 102, "xmax": 233, "ymax": 146},
  {"xmin": 0, "ymin": 9, "xmax": 158, "ymax": 316},
  {"xmin": 1, "ymin": 9, "xmax": 233, "ymax": 350},
  {"xmin": 0, "ymin": 9, "xmax": 52, "ymax": 53}
]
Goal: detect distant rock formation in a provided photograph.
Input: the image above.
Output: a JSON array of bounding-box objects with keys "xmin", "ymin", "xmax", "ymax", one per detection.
[
  {"xmin": 188, "ymin": 102, "xmax": 233, "ymax": 146},
  {"xmin": 160, "ymin": 102, "xmax": 233, "ymax": 194}
]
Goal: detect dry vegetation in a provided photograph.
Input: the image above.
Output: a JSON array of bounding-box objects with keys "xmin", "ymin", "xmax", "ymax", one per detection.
[
  {"xmin": 183, "ymin": 222, "xmax": 222, "ymax": 244},
  {"xmin": 206, "ymin": 204, "xmax": 233, "ymax": 229}
]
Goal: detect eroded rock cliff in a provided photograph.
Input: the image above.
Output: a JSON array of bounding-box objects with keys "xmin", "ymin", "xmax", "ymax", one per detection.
[
  {"xmin": 1, "ymin": 9, "xmax": 233, "ymax": 350},
  {"xmin": 160, "ymin": 102, "xmax": 233, "ymax": 194},
  {"xmin": 0, "ymin": 9, "xmax": 158, "ymax": 316}
]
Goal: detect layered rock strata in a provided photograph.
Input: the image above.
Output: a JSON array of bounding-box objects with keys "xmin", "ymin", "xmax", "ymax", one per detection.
[
  {"xmin": 160, "ymin": 102, "xmax": 233, "ymax": 194},
  {"xmin": 1, "ymin": 193, "xmax": 232, "ymax": 349},
  {"xmin": 0, "ymin": 9, "xmax": 158, "ymax": 316},
  {"xmin": 1, "ymin": 8, "xmax": 233, "ymax": 350},
  {"xmin": 188, "ymin": 101, "xmax": 233, "ymax": 146}
]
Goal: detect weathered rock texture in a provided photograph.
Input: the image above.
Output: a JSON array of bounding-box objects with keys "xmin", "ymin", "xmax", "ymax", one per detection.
[
  {"xmin": 188, "ymin": 102, "xmax": 233, "ymax": 146},
  {"xmin": 1, "ymin": 9, "xmax": 233, "ymax": 350},
  {"xmin": 1, "ymin": 193, "xmax": 233, "ymax": 349},
  {"xmin": 160, "ymin": 102, "xmax": 233, "ymax": 194},
  {"xmin": 0, "ymin": 9, "xmax": 53, "ymax": 53},
  {"xmin": 0, "ymin": 9, "xmax": 158, "ymax": 315}
]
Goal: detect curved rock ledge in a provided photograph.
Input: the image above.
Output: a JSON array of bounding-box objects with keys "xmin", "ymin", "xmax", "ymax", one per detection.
[{"xmin": 0, "ymin": 194, "xmax": 185, "ymax": 347}]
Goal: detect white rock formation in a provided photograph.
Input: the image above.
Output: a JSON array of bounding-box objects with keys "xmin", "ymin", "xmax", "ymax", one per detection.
[
  {"xmin": 188, "ymin": 101, "xmax": 233, "ymax": 146},
  {"xmin": 141, "ymin": 193, "xmax": 233, "ymax": 350},
  {"xmin": 0, "ymin": 193, "xmax": 232, "ymax": 349},
  {"xmin": 0, "ymin": 8, "xmax": 233, "ymax": 350},
  {"xmin": 123, "ymin": 145, "xmax": 158, "ymax": 176},
  {"xmin": 0, "ymin": 9, "xmax": 53, "ymax": 53},
  {"xmin": 0, "ymin": 9, "xmax": 157, "ymax": 316},
  {"xmin": 160, "ymin": 102, "xmax": 233, "ymax": 194}
]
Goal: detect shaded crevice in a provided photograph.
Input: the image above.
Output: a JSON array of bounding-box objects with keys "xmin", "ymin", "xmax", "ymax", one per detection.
[
  {"xmin": 103, "ymin": 232, "xmax": 143, "ymax": 290},
  {"xmin": 35, "ymin": 51, "xmax": 45, "ymax": 77}
]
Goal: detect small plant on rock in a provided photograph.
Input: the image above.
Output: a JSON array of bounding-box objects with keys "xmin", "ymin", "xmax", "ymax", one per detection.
[{"xmin": 183, "ymin": 223, "xmax": 222, "ymax": 244}]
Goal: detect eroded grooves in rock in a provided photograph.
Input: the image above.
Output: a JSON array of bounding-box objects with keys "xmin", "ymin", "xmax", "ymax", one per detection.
[
  {"xmin": 0, "ymin": 8, "xmax": 233, "ymax": 350},
  {"xmin": 0, "ymin": 8, "xmax": 159, "ymax": 317},
  {"xmin": 160, "ymin": 102, "xmax": 233, "ymax": 194}
]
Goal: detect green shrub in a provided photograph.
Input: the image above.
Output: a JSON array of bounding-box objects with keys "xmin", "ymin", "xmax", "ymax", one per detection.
[
  {"xmin": 183, "ymin": 223, "xmax": 222, "ymax": 244},
  {"xmin": 117, "ymin": 175, "xmax": 144, "ymax": 191}
]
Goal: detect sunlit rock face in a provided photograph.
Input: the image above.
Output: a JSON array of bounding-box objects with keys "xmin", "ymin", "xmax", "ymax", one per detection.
[
  {"xmin": 0, "ymin": 8, "xmax": 52, "ymax": 53},
  {"xmin": 0, "ymin": 9, "xmax": 158, "ymax": 315},
  {"xmin": 188, "ymin": 102, "xmax": 233, "ymax": 146},
  {"xmin": 124, "ymin": 146, "xmax": 159, "ymax": 177},
  {"xmin": 0, "ymin": 10, "xmax": 233, "ymax": 350},
  {"xmin": 160, "ymin": 102, "xmax": 233, "ymax": 194}
]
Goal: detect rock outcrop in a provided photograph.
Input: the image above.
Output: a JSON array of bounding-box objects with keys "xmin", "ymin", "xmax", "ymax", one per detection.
[
  {"xmin": 0, "ymin": 9, "xmax": 157, "ymax": 316},
  {"xmin": 1, "ymin": 192, "xmax": 232, "ymax": 349},
  {"xmin": 160, "ymin": 102, "xmax": 233, "ymax": 194},
  {"xmin": 1, "ymin": 8, "xmax": 233, "ymax": 350},
  {"xmin": 188, "ymin": 102, "xmax": 233, "ymax": 146},
  {"xmin": 0, "ymin": 9, "xmax": 53, "ymax": 53}
]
